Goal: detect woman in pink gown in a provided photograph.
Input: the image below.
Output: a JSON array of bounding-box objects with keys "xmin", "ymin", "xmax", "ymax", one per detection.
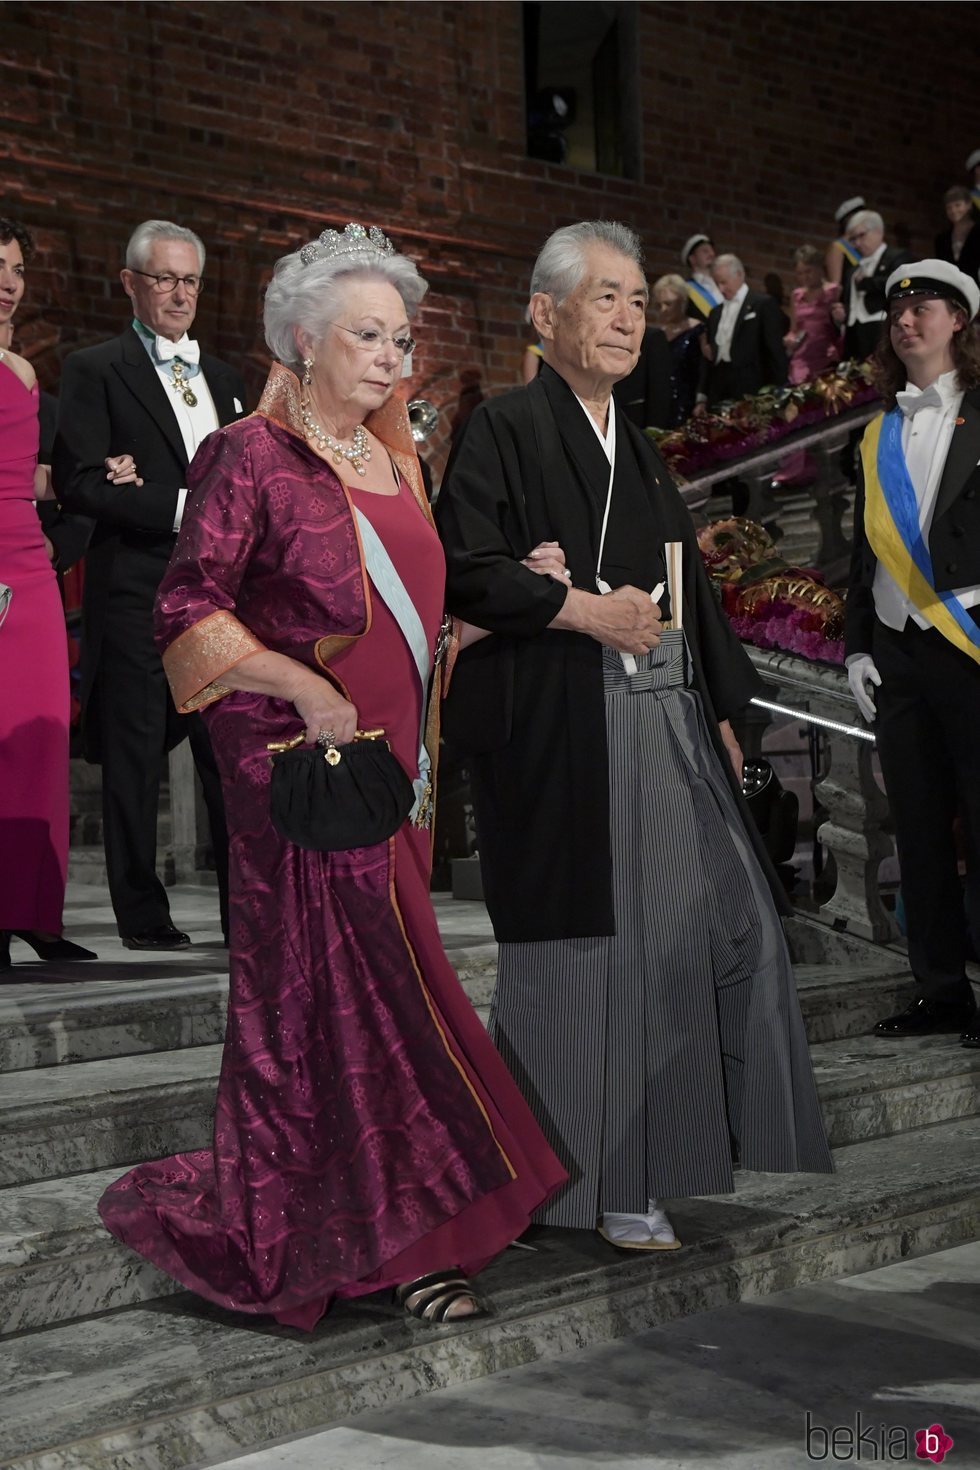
[
  {"xmin": 98, "ymin": 225, "xmax": 566, "ymax": 1330},
  {"xmin": 773, "ymin": 245, "xmax": 844, "ymax": 487},
  {"xmin": 785, "ymin": 244, "xmax": 843, "ymax": 385},
  {"xmin": 0, "ymin": 217, "xmax": 95, "ymax": 972}
]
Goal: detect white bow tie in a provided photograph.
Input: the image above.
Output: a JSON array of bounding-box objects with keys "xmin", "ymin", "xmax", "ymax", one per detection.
[
  {"xmin": 153, "ymin": 334, "xmax": 201, "ymax": 367},
  {"xmin": 896, "ymin": 383, "xmax": 945, "ymax": 417}
]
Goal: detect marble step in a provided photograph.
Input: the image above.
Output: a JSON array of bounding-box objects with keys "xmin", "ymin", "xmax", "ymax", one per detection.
[
  {"xmin": 1, "ymin": 1025, "xmax": 977, "ymax": 1189},
  {"xmin": 2, "ymin": 1116, "xmax": 979, "ymax": 1470},
  {"xmin": 0, "ymin": 944, "xmax": 500, "ymax": 1073},
  {"xmin": 0, "ymin": 952, "xmax": 916, "ymax": 1074}
]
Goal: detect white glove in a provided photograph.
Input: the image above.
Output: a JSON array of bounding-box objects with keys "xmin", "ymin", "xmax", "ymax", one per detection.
[{"xmin": 846, "ymin": 654, "xmax": 881, "ymax": 723}]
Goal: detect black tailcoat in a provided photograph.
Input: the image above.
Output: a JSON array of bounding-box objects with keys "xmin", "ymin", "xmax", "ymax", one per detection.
[
  {"xmin": 843, "ymin": 387, "xmax": 980, "ymax": 1004},
  {"xmin": 700, "ymin": 289, "xmax": 788, "ymax": 406},
  {"xmin": 436, "ymin": 364, "xmax": 783, "ymax": 943},
  {"xmin": 841, "ymin": 245, "xmax": 912, "ymax": 362},
  {"xmin": 844, "ymin": 388, "xmax": 980, "ymax": 656},
  {"xmin": 52, "ymin": 326, "xmax": 246, "ymax": 756}
]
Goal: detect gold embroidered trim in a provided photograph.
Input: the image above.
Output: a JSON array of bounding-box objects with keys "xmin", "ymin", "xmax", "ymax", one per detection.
[{"xmin": 162, "ymin": 609, "xmax": 266, "ymax": 713}]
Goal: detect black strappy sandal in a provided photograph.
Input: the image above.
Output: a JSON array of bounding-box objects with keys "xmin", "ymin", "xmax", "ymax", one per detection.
[{"xmin": 395, "ymin": 1269, "xmax": 489, "ymax": 1325}]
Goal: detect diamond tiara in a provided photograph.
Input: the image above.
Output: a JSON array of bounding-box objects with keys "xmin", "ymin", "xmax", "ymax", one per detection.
[{"xmin": 299, "ymin": 222, "xmax": 396, "ymax": 268}]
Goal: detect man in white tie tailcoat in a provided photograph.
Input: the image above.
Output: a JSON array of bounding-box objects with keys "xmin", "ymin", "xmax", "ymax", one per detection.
[
  {"xmin": 54, "ymin": 220, "xmax": 247, "ymax": 948},
  {"xmin": 845, "ymin": 260, "xmax": 980, "ymax": 1043}
]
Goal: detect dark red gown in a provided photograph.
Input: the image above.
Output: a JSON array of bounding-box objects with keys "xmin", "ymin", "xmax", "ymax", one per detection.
[{"xmin": 99, "ymin": 395, "xmax": 565, "ymax": 1331}]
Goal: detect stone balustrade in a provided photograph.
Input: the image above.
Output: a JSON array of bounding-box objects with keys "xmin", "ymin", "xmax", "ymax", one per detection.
[
  {"xmin": 743, "ymin": 646, "xmax": 898, "ymax": 945},
  {"xmin": 679, "ymin": 402, "xmax": 878, "ymax": 583}
]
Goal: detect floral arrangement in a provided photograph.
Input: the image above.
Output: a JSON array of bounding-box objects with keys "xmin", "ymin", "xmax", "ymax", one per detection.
[
  {"xmin": 696, "ymin": 518, "xmax": 846, "ymax": 665},
  {"xmin": 648, "ymin": 359, "xmax": 877, "ymax": 476}
]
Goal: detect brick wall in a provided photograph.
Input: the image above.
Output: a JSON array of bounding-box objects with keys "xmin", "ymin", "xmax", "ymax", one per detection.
[{"xmin": 5, "ymin": 0, "xmax": 980, "ymax": 475}]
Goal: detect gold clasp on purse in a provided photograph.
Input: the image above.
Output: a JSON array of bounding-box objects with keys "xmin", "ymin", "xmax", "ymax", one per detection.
[
  {"xmin": 266, "ymin": 727, "xmax": 387, "ymax": 763},
  {"xmin": 266, "ymin": 733, "xmax": 307, "ymax": 754}
]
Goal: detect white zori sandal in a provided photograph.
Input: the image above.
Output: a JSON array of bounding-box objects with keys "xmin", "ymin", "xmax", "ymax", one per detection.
[{"xmin": 598, "ymin": 1199, "xmax": 682, "ymax": 1251}]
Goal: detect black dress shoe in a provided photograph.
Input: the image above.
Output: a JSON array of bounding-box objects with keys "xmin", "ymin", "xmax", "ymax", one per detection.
[
  {"xmin": 874, "ymin": 997, "xmax": 978, "ymax": 1037},
  {"xmin": 121, "ymin": 923, "xmax": 191, "ymax": 951}
]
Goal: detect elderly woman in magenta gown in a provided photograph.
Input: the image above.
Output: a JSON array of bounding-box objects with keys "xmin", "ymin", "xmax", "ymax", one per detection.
[{"xmin": 98, "ymin": 224, "xmax": 567, "ymax": 1329}]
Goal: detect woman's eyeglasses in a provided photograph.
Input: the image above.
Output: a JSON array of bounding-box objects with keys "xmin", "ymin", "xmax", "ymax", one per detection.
[{"xmin": 331, "ymin": 323, "xmax": 415, "ymax": 356}]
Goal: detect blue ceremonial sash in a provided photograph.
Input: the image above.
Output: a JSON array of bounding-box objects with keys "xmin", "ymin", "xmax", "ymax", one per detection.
[
  {"xmin": 834, "ymin": 236, "xmax": 861, "ymax": 267},
  {"xmin": 972, "ymin": 185, "xmax": 980, "ymax": 211},
  {"xmin": 353, "ymin": 506, "xmax": 435, "ymax": 823},
  {"xmin": 861, "ymin": 410, "xmax": 980, "ymax": 664},
  {"xmin": 686, "ymin": 278, "xmax": 719, "ymax": 316}
]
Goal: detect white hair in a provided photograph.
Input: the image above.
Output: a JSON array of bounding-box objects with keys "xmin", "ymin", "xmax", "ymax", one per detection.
[
  {"xmin": 713, "ymin": 253, "xmax": 745, "ymax": 279},
  {"xmin": 530, "ymin": 220, "xmax": 646, "ymax": 304},
  {"xmin": 263, "ymin": 245, "xmax": 428, "ymax": 371},
  {"xmin": 847, "ymin": 209, "xmax": 884, "ymax": 236},
  {"xmin": 125, "ymin": 219, "xmax": 206, "ymax": 274}
]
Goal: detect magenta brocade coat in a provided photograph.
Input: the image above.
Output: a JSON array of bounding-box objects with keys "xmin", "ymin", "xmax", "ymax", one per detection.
[{"xmin": 97, "ymin": 365, "xmax": 565, "ymax": 1330}]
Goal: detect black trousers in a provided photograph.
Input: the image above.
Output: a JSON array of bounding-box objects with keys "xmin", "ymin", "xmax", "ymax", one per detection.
[
  {"xmin": 872, "ymin": 618, "xmax": 980, "ymax": 1004},
  {"xmin": 96, "ymin": 594, "xmax": 229, "ymax": 940}
]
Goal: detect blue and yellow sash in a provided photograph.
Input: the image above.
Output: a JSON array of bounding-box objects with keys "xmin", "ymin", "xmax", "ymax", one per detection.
[
  {"xmin": 971, "ymin": 185, "xmax": 980, "ymax": 212},
  {"xmin": 861, "ymin": 410, "xmax": 980, "ymax": 664},
  {"xmin": 686, "ymin": 278, "xmax": 719, "ymax": 316},
  {"xmin": 833, "ymin": 235, "xmax": 861, "ymax": 267}
]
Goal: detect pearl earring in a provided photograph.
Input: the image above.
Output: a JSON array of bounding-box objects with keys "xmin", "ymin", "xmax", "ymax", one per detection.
[{"xmin": 302, "ymin": 357, "xmax": 314, "ymax": 387}]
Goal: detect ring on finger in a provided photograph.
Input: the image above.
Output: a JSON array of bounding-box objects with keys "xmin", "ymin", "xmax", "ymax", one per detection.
[{"xmin": 316, "ymin": 728, "xmax": 337, "ymax": 748}]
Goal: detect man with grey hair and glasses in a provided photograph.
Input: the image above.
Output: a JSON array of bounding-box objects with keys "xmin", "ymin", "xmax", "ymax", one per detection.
[
  {"xmin": 54, "ymin": 219, "xmax": 247, "ymax": 950},
  {"xmin": 830, "ymin": 209, "xmax": 911, "ymax": 362},
  {"xmin": 437, "ymin": 220, "xmax": 831, "ymax": 1252}
]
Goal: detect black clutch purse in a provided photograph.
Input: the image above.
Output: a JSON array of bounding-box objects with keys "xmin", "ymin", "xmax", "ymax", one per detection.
[{"xmin": 267, "ymin": 729, "xmax": 415, "ymax": 852}]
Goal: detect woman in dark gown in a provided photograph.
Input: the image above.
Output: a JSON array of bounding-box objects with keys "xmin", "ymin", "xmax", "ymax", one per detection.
[
  {"xmin": 98, "ymin": 224, "xmax": 566, "ymax": 1330},
  {"xmin": 652, "ymin": 273, "xmax": 704, "ymax": 426}
]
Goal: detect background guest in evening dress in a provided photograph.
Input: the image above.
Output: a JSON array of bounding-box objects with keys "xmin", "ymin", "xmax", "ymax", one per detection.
[
  {"xmin": 698, "ymin": 253, "xmax": 789, "ymax": 409},
  {"xmin": 935, "ymin": 186, "xmax": 980, "ymax": 282},
  {"xmin": 650, "ymin": 272, "xmax": 704, "ymax": 426},
  {"xmin": 54, "ymin": 219, "xmax": 244, "ymax": 952},
  {"xmin": 831, "ymin": 210, "xmax": 911, "ymax": 362},
  {"xmin": 785, "ymin": 245, "xmax": 843, "ymax": 383},
  {"xmin": 98, "ymin": 223, "xmax": 566, "ymax": 1330},
  {"xmin": 772, "ymin": 246, "xmax": 843, "ymax": 488},
  {"xmin": 0, "ymin": 217, "xmax": 96, "ymax": 971}
]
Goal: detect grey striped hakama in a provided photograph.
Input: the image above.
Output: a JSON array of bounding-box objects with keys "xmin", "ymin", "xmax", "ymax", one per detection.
[{"xmin": 491, "ymin": 631, "xmax": 833, "ymax": 1230}]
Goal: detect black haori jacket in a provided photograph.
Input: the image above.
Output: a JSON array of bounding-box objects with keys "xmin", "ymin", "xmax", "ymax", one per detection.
[{"xmin": 436, "ymin": 365, "xmax": 784, "ymax": 943}]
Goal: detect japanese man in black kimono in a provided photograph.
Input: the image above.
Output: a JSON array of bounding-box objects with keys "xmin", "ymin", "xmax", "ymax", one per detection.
[{"xmin": 436, "ymin": 220, "xmax": 832, "ymax": 1249}]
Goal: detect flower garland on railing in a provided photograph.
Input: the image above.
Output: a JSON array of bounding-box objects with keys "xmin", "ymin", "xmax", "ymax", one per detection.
[
  {"xmin": 697, "ymin": 518, "xmax": 846, "ymax": 665},
  {"xmin": 648, "ymin": 359, "xmax": 878, "ymax": 477}
]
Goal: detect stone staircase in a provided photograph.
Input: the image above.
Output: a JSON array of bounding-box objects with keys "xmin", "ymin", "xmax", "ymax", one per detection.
[{"xmin": 1, "ymin": 887, "xmax": 979, "ymax": 1470}]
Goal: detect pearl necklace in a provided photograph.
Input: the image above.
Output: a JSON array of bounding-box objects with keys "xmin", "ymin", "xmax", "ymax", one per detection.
[{"xmin": 300, "ymin": 393, "xmax": 371, "ymax": 476}]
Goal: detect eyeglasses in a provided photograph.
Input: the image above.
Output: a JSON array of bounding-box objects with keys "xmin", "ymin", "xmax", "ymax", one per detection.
[
  {"xmin": 330, "ymin": 323, "xmax": 415, "ymax": 356},
  {"xmin": 132, "ymin": 270, "xmax": 204, "ymax": 295}
]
